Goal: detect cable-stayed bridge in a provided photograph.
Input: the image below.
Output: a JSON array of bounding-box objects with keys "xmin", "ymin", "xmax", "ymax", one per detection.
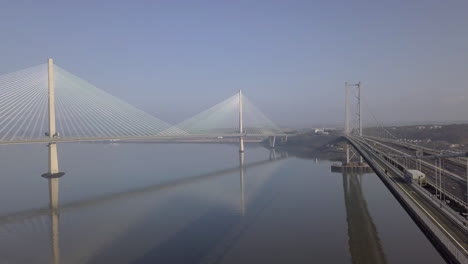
[
  {"xmin": 0, "ymin": 58, "xmax": 290, "ymax": 183},
  {"xmin": 0, "ymin": 59, "xmax": 292, "ymax": 264},
  {"xmin": 0, "ymin": 59, "xmax": 288, "ymax": 146},
  {"xmin": 4, "ymin": 59, "xmax": 468, "ymax": 263}
]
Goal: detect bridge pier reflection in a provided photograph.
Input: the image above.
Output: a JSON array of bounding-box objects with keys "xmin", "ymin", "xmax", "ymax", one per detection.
[
  {"xmin": 49, "ymin": 178, "xmax": 60, "ymax": 264},
  {"xmin": 41, "ymin": 143, "xmax": 65, "ymax": 178},
  {"xmin": 239, "ymin": 152, "xmax": 245, "ymax": 215},
  {"xmin": 269, "ymin": 149, "xmax": 277, "ymax": 161},
  {"xmin": 268, "ymin": 136, "xmax": 276, "ymax": 148},
  {"xmin": 49, "ymin": 143, "xmax": 59, "ymax": 175},
  {"xmin": 340, "ymin": 171, "xmax": 387, "ymax": 264},
  {"xmin": 239, "ymin": 90, "xmax": 245, "ymax": 153}
]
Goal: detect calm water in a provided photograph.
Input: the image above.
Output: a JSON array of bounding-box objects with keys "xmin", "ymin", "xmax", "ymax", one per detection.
[{"xmin": 0, "ymin": 143, "xmax": 444, "ymax": 264}]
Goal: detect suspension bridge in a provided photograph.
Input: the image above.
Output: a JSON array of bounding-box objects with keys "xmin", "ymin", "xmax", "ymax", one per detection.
[{"xmin": 342, "ymin": 82, "xmax": 468, "ymax": 264}]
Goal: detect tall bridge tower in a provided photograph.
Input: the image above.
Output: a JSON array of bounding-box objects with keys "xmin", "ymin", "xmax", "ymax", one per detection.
[
  {"xmin": 344, "ymin": 82, "xmax": 362, "ymax": 137},
  {"xmin": 239, "ymin": 90, "xmax": 244, "ymax": 153},
  {"xmin": 48, "ymin": 58, "xmax": 59, "ymax": 175},
  {"xmin": 345, "ymin": 82, "xmax": 363, "ymax": 164}
]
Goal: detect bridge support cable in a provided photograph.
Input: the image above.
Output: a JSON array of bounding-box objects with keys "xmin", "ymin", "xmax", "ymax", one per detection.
[
  {"xmin": 174, "ymin": 91, "xmax": 283, "ymax": 136},
  {"xmin": 344, "ymin": 81, "xmax": 399, "ymax": 141},
  {"xmin": 0, "ymin": 61, "xmax": 283, "ymax": 143},
  {"xmin": 54, "ymin": 65, "xmax": 183, "ymax": 139},
  {"xmin": 0, "ymin": 64, "xmax": 48, "ymax": 141},
  {"xmin": 0, "ymin": 61, "xmax": 190, "ymax": 143},
  {"xmin": 361, "ymin": 101, "xmax": 399, "ymax": 141}
]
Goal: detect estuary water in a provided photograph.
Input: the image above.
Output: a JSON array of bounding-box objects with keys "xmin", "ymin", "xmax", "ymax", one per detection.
[{"xmin": 0, "ymin": 143, "xmax": 444, "ymax": 263}]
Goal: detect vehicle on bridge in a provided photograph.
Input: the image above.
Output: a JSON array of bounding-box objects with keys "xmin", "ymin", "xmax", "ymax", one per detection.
[{"xmin": 405, "ymin": 169, "xmax": 427, "ymax": 186}]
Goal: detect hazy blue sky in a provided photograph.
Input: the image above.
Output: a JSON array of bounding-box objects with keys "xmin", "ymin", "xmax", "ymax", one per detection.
[{"xmin": 0, "ymin": 0, "xmax": 467, "ymax": 127}]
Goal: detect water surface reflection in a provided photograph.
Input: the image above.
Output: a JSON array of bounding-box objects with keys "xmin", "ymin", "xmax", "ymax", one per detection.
[
  {"xmin": 49, "ymin": 177, "xmax": 60, "ymax": 264},
  {"xmin": 0, "ymin": 144, "xmax": 445, "ymax": 263},
  {"xmin": 341, "ymin": 171, "xmax": 387, "ymax": 264},
  {"xmin": 2, "ymin": 146, "xmax": 285, "ymax": 263}
]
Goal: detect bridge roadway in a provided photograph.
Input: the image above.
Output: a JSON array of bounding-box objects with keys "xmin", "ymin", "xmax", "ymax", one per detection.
[
  {"xmin": 356, "ymin": 136, "xmax": 468, "ymax": 215},
  {"xmin": 365, "ymin": 136, "xmax": 467, "ymax": 177},
  {"xmin": 0, "ymin": 133, "xmax": 292, "ymax": 146},
  {"xmin": 348, "ymin": 136, "xmax": 468, "ymax": 264},
  {"xmin": 361, "ymin": 136, "xmax": 467, "ymax": 208}
]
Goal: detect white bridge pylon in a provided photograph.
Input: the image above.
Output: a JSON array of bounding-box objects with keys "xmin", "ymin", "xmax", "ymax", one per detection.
[
  {"xmin": 0, "ymin": 60, "xmax": 284, "ymax": 144},
  {"xmin": 173, "ymin": 90, "xmax": 282, "ymax": 136}
]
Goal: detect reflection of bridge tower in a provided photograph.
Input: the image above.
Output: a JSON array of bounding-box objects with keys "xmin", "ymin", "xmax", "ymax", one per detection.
[
  {"xmin": 269, "ymin": 149, "xmax": 277, "ymax": 161},
  {"xmin": 239, "ymin": 90, "xmax": 244, "ymax": 153},
  {"xmin": 341, "ymin": 172, "xmax": 387, "ymax": 264},
  {"xmin": 49, "ymin": 177, "xmax": 60, "ymax": 264},
  {"xmin": 239, "ymin": 152, "xmax": 245, "ymax": 215},
  {"xmin": 42, "ymin": 59, "xmax": 63, "ymax": 263},
  {"xmin": 268, "ymin": 136, "xmax": 276, "ymax": 149}
]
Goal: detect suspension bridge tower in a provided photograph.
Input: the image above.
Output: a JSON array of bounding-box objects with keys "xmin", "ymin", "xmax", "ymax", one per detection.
[
  {"xmin": 344, "ymin": 82, "xmax": 362, "ymax": 138},
  {"xmin": 333, "ymin": 82, "xmax": 370, "ymax": 172}
]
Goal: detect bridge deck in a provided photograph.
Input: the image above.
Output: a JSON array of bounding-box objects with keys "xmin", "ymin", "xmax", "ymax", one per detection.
[
  {"xmin": 348, "ymin": 136, "xmax": 468, "ymax": 264},
  {"xmin": 0, "ymin": 134, "xmax": 292, "ymax": 146},
  {"xmin": 362, "ymin": 136, "xmax": 467, "ymax": 208}
]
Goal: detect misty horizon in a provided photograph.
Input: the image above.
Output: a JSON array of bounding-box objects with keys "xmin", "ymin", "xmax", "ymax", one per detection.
[{"xmin": 1, "ymin": 1, "xmax": 467, "ymax": 128}]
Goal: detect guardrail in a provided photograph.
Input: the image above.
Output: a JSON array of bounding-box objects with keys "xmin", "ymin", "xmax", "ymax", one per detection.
[
  {"xmin": 347, "ymin": 136, "xmax": 468, "ymax": 264},
  {"xmin": 364, "ymin": 140, "xmax": 468, "ymax": 211}
]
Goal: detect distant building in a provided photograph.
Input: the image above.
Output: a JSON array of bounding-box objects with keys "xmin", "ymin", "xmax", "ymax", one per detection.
[{"xmin": 314, "ymin": 128, "xmax": 329, "ymax": 135}]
